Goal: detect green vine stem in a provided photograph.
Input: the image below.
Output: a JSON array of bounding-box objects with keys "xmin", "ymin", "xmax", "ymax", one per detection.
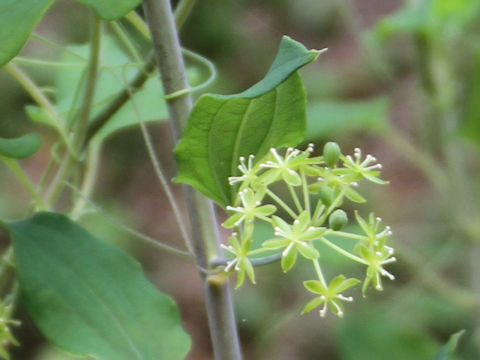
[
  {"xmin": 142, "ymin": 0, "xmax": 242, "ymax": 358},
  {"xmin": 4, "ymin": 63, "xmax": 73, "ymax": 153},
  {"xmin": 84, "ymin": 0, "xmax": 197, "ymax": 145},
  {"xmin": 66, "ymin": 183, "xmax": 193, "ymax": 259},
  {"xmin": 45, "ymin": 16, "xmax": 102, "ymax": 207}
]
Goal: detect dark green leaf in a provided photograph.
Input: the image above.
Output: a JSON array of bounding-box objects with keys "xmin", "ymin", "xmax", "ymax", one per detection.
[
  {"xmin": 432, "ymin": 330, "xmax": 465, "ymax": 360},
  {"xmin": 0, "ymin": 0, "xmax": 54, "ymax": 67},
  {"xmin": 74, "ymin": 0, "xmax": 140, "ymax": 20},
  {"xmin": 306, "ymin": 97, "xmax": 390, "ymax": 140},
  {"xmin": 6, "ymin": 212, "xmax": 191, "ymax": 360},
  {"xmin": 175, "ymin": 36, "xmax": 321, "ymax": 206},
  {"xmin": 0, "ymin": 134, "xmax": 42, "ymax": 159},
  {"xmin": 27, "ymin": 35, "xmax": 167, "ymax": 141}
]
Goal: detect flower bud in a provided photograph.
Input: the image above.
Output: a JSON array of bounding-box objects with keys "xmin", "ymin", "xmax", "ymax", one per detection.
[
  {"xmin": 329, "ymin": 209, "xmax": 348, "ymax": 230},
  {"xmin": 323, "ymin": 142, "xmax": 341, "ymax": 168},
  {"xmin": 317, "ymin": 185, "xmax": 333, "ymax": 206}
]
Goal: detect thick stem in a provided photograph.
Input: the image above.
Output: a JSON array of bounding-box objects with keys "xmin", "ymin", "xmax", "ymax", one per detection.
[{"xmin": 142, "ymin": 1, "xmax": 242, "ymax": 359}]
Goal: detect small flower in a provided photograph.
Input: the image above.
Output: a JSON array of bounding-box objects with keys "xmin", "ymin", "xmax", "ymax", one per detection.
[
  {"xmin": 359, "ymin": 244, "xmax": 396, "ymax": 295},
  {"xmin": 228, "ymin": 154, "xmax": 258, "ymax": 186},
  {"xmin": 223, "ymin": 188, "xmax": 276, "ymax": 233},
  {"xmin": 302, "ymin": 275, "xmax": 360, "ymax": 318},
  {"xmin": 336, "ymin": 147, "xmax": 388, "ymax": 185},
  {"xmin": 311, "ymin": 170, "xmax": 366, "ymax": 204},
  {"xmin": 259, "ymin": 145, "xmax": 322, "ymax": 186},
  {"xmin": 259, "ymin": 147, "xmax": 303, "ymax": 186},
  {"xmin": 355, "ymin": 211, "xmax": 393, "ymax": 248},
  {"xmin": 221, "ymin": 234, "xmax": 256, "ymax": 288},
  {"xmin": 263, "ymin": 211, "xmax": 325, "ymax": 272}
]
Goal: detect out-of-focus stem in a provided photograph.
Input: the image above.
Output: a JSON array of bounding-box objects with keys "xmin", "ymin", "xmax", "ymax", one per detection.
[{"xmin": 46, "ymin": 17, "xmax": 102, "ymax": 207}]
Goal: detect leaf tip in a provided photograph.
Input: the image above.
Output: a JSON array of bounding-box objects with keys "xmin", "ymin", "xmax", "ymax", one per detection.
[{"xmin": 310, "ymin": 48, "xmax": 328, "ymax": 61}]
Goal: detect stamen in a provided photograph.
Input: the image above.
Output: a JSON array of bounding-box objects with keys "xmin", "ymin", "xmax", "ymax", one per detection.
[
  {"xmin": 381, "ymin": 257, "xmax": 397, "ymax": 265},
  {"xmin": 337, "ymin": 295, "xmax": 354, "ymax": 302},
  {"xmin": 380, "ymin": 268, "xmax": 395, "ymax": 280},
  {"xmin": 319, "ymin": 302, "xmax": 328, "ymax": 317},
  {"xmin": 225, "ymin": 259, "xmax": 238, "ymax": 272}
]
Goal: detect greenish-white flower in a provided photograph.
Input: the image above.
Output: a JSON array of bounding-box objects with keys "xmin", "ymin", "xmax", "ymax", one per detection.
[
  {"xmin": 263, "ymin": 211, "xmax": 325, "ymax": 272},
  {"xmin": 221, "ymin": 234, "xmax": 255, "ymax": 288},
  {"xmin": 355, "ymin": 211, "xmax": 393, "ymax": 248},
  {"xmin": 228, "ymin": 154, "xmax": 258, "ymax": 186},
  {"xmin": 259, "ymin": 145, "xmax": 322, "ymax": 185},
  {"xmin": 302, "ymin": 275, "xmax": 360, "ymax": 318},
  {"xmin": 223, "ymin": 188, "xmax": 276, "ymax": 231},
  {"xmin": 359, "ymin": 244, "xmax": 396, "ymax": 295},
  {"xmin": 336, "ymin": 147, "xmax": 388, "ymax": 185}
]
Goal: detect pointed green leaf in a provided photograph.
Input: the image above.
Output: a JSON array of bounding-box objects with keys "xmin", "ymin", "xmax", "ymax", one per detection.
[
  {"xmin": 175, "ymin": 36, "xmax": 322, "ymax": 206},
  {"xmin": 74, "ymin": 0, "xmax": 140, "ymax": 20},
  {"xmin": 0, "ymin": 0, "xmax": 55, "ymax": 67},
  {"xmin": 5, "ymin": 212, "xmax": 190, "ymax": 360},
  {"xmin": 0, "ymin": 134, "xmax": 42, "ymax": 159},
  {"xmin": 432, "ymin": 330, "xmax": 465, "ymax": 360}
]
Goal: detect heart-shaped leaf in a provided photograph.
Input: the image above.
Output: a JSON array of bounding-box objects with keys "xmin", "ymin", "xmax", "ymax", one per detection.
[
  {"xmin": 174, "ymin": 36, "xmax": 322, "ymax": 206},
  {"xmin": 5, "ymin": 212, "xmax": 191, "ymax": 360},
  {"xmin": 0, "ymin": 134, "xmax": 42, "ymax": 159},
  {"xmin": 0, "ymin": 0, "xmax": 55, "ymax": 67}
]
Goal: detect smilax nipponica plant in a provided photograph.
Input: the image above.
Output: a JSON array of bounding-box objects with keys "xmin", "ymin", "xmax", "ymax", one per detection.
[
  {"xmin": 220, "ymin": 142, "xmax": 395, "ymax": 317},
  {"xmin": 0, "ymin": 0, "xmax": 400, "ymax": 357}
]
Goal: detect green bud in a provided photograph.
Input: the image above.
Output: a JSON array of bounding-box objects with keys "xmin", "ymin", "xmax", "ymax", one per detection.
[
  {"xmin": 323, "ymin": 142, "xmax": 341, "ymax": 168},
  {"xmin": 329, "ymin": 209, "xmax": 348, "ymax": 230},
  {"xmin": 317, "ymin": 185, "xmax": 334, "ymax": 206}
]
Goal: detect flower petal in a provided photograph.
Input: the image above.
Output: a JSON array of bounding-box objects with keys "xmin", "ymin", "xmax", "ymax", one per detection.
[
  {"xmin": 297, "ymin": 243, "xmax": 319, "ymax": 260},
  {"xmin": 281, "ymin": 247, "xmax": 297, "ymax": 272},
  {"xmin": 301, "ymin": 296, "xmax": 325, "ymax": 314},
  {"xmin": 262, "ymin": 237, "xmax": 289, "ymax": 249},
  {"xmin": 303, "ymin": 280, "xmax": 326, "ymax": 294},
  {"xmin": 222, "ymin": 213, "xmax": 244, "ymax": 228}
]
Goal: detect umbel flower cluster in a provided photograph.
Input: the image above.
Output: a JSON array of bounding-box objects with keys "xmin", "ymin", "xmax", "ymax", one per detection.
[{"xmin": 220, "ymin": 142, "xmax": 395, "ymax": 318}]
